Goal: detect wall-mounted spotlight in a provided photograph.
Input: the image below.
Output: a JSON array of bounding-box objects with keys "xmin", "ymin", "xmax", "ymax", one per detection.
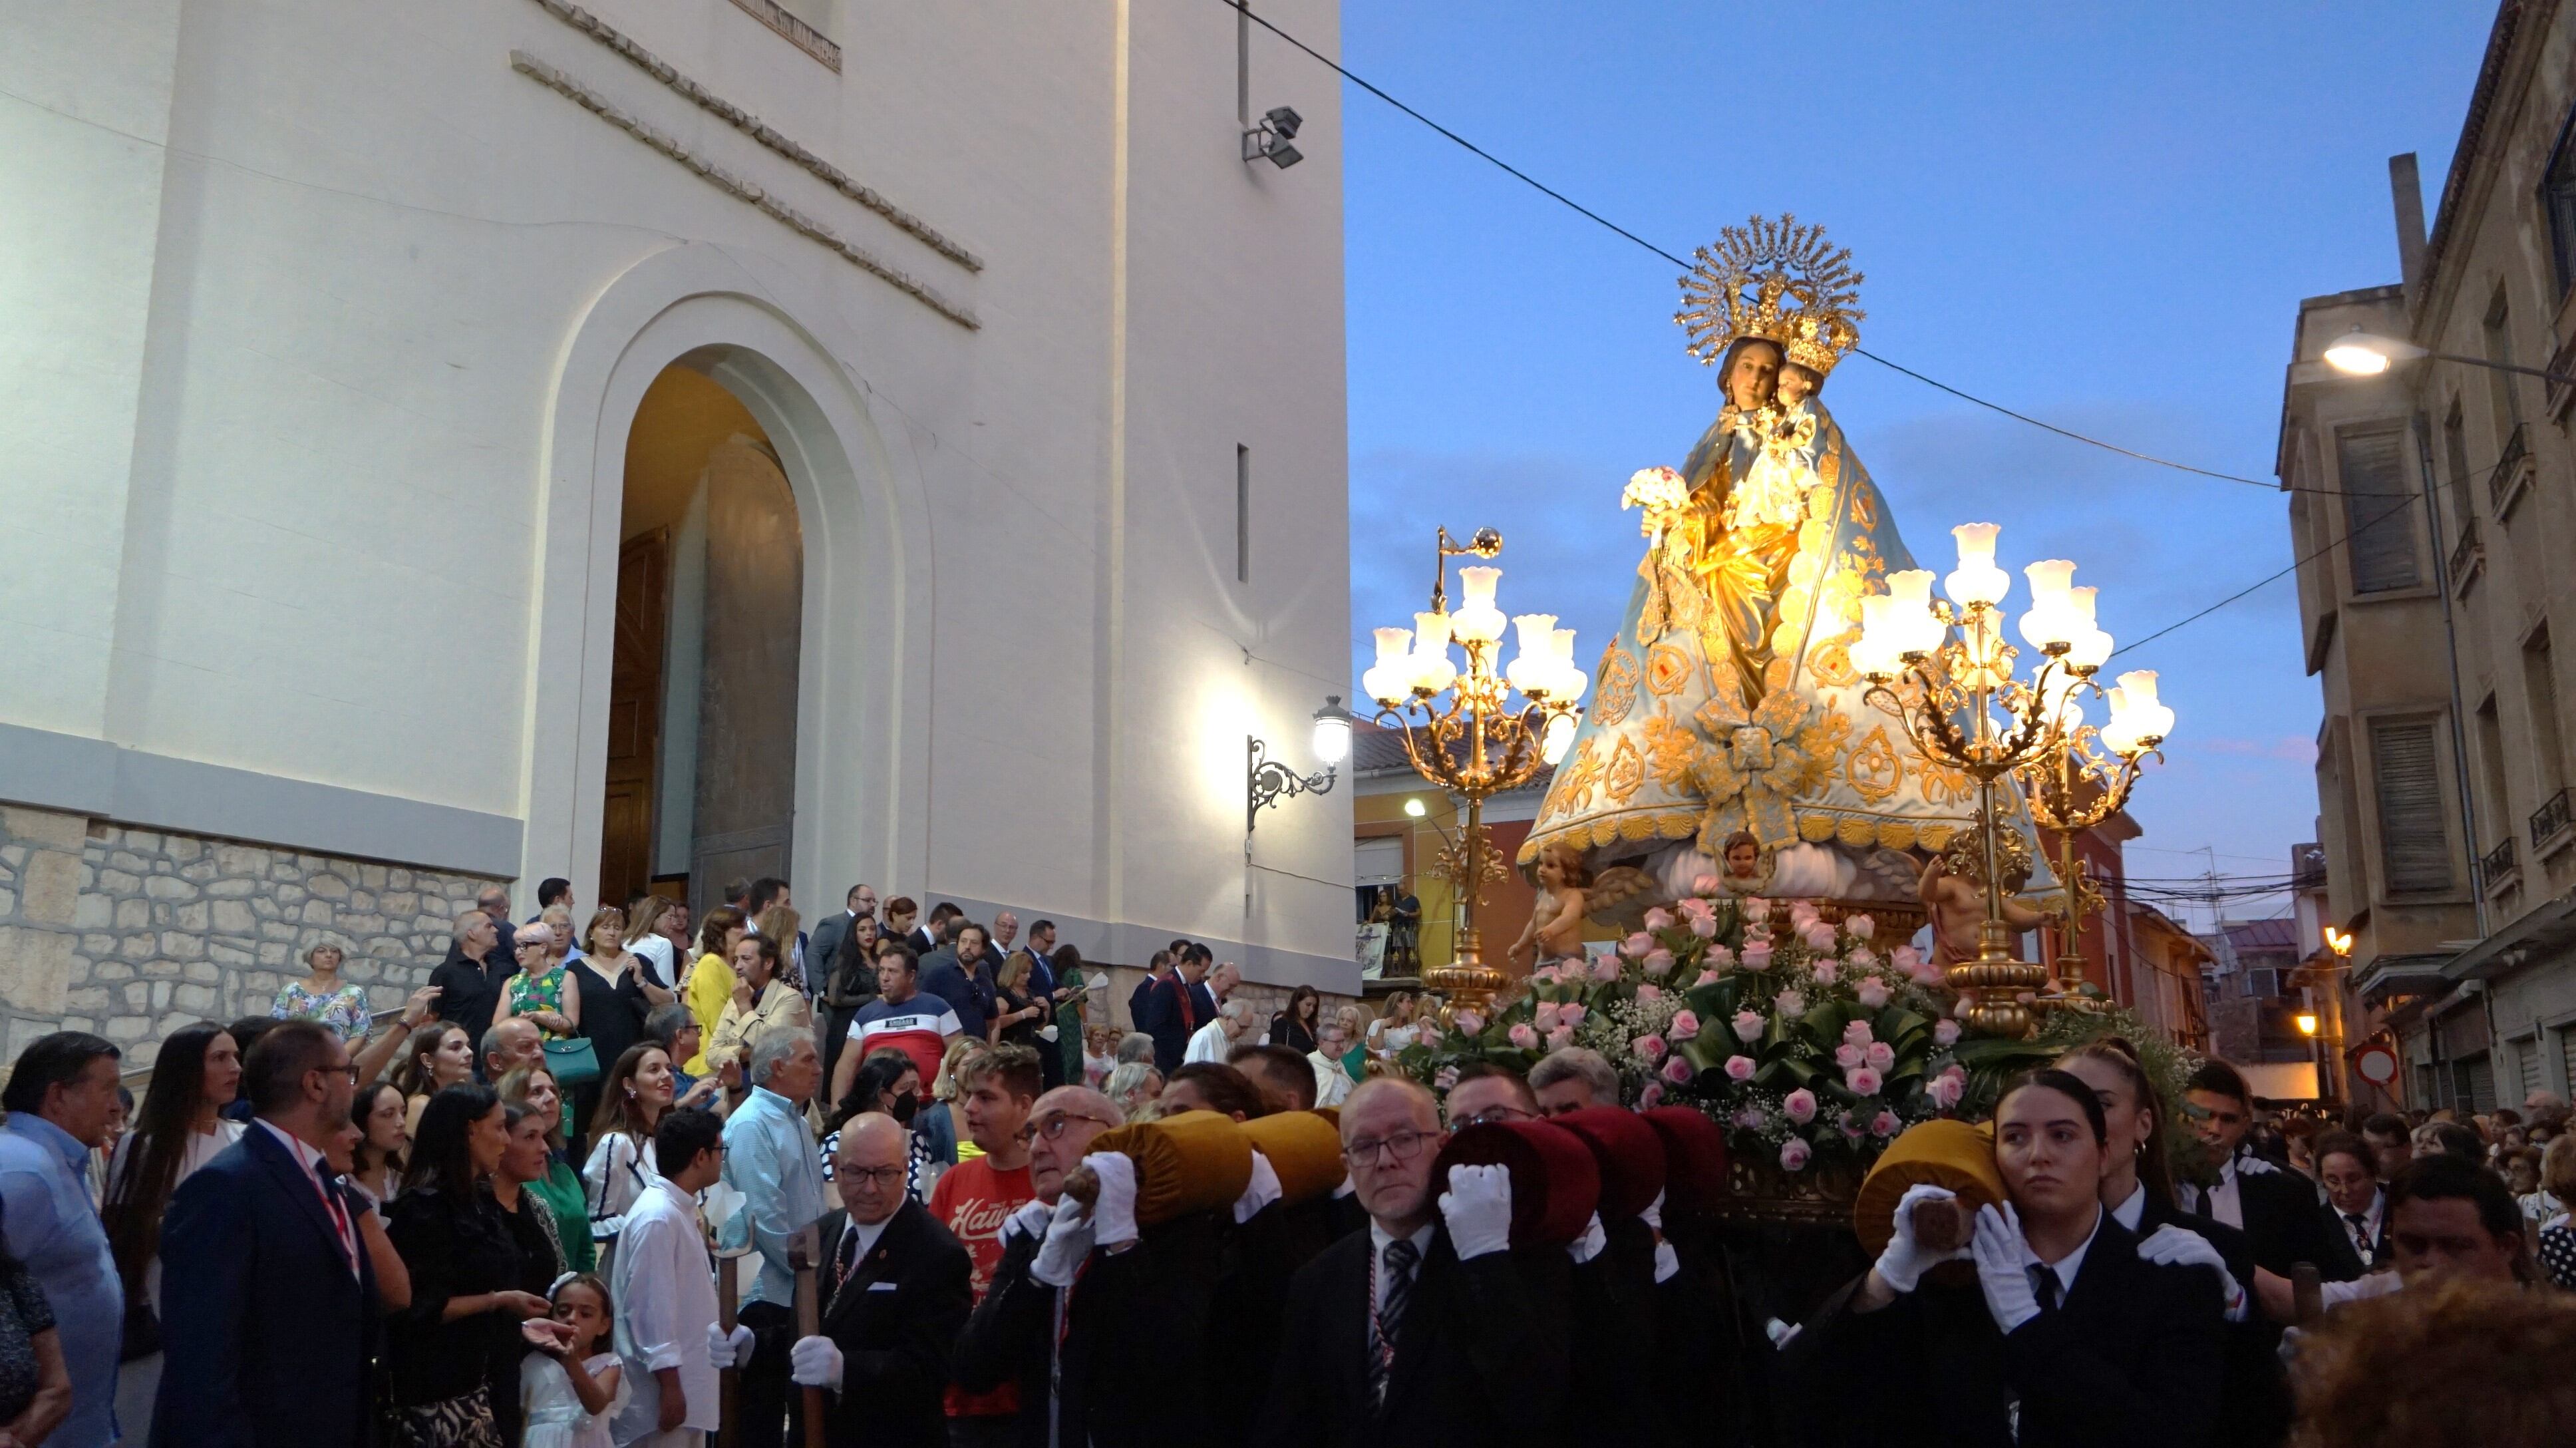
[
  {"xmin": 1243, "ymin": 105, "xmax": 1303, "ymax": 168},
  {"xmin": 1248, "ymin": 694, "xmax": 1351, "ymax": 831}
]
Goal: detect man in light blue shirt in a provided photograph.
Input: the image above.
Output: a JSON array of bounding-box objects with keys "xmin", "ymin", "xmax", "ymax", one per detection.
[
  {"xmin": 720, "ymin": 1029, "xmax": 827, "ymax": 1448},
  {"xmin": 0, "ymin": 1032, "xmax": 126, "ymax": 1447}
]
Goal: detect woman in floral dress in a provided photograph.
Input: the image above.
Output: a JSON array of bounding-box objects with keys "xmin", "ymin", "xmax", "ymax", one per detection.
[{"xmin": 272, "ymin": 940, "xmax": 374, "ymax": 1041}]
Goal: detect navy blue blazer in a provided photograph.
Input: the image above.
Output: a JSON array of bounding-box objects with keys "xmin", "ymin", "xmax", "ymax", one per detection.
[
  {"xmin": 153, "ymin": 1123, "xmax": 381, "ymax": 1448},
  {"xmin": 1138, "ymin": 974, "xmax": 1216, "ymax": 1074}
]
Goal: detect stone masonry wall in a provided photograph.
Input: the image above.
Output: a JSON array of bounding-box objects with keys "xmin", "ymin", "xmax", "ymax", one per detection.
[{"xmin": 0, "ymin": 805, "xmax": 502, "ymax": 1065}]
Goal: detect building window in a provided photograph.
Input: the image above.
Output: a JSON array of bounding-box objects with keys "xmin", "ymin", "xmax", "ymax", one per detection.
[
  {"xmin": 2336, "ymin": 426, "xmax": 2419, "ymax": 594},
  {"xmin": 2524, "ymin": 626, "xmax": 2565, "ymax": 799},
  {"xmin": 1235, "ymin": 444, "xmax": 1251, "ymax": 583},
  {"xmin": 2475, "ymin": 692, "xmax": 2509, "ymax": 839},
  {"xmin": 2482, "ymin": 288, "xmax": 2523, "ymax": 443},
  {"xmin": 2442, "ymin": 401, "xmax": 2474, "ymax": 540},
  {"xmin": 2369, "ymin": 716, "xmax": 2454, "ymax": 894},
  {"xmin": 2545, "ymin": 104, "xmax": 2576, "ymax": 295}
]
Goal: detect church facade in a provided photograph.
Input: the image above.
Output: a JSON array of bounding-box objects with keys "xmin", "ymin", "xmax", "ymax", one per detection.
[{"xmin": 0, "ymin": 0, "xmax": 1355, "ymax": 1058}]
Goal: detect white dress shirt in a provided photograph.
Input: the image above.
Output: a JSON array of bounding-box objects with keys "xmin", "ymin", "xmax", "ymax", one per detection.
[
  {"xmin": 612, "ymin": 1176, "xmax": 723, "ymax": 1438},
  {"xmin": 2334, "ymin": 1188, "xmax": 2386, "ymax": 1266},
  {"xmin": 2020, "ymin": 1205, "xmax": 2102, "ymax": 1306},
  {"xmin": 1183, "ymin": 1019, "xmax": 1236, "ymax": 1065}
]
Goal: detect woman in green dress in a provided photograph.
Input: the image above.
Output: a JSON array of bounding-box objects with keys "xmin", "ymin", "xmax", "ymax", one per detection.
[{"xmin": 494, "ymin": 1061, "xmax": 595, "ymax": 1272}]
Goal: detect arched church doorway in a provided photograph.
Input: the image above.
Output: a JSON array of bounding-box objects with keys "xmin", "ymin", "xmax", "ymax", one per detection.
[{"xmin": 601, "ymin": 363, "xmax": 804, "ymax": 919}]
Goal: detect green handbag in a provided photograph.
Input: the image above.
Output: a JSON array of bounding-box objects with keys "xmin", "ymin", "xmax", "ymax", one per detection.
[{"xmin": 542, "ymin": 1035, "xmax": 601, "ymax": 1087}]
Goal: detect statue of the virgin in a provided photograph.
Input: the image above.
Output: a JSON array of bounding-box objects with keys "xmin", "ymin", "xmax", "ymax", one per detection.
[{"xmin": 1519, "ymin": 216, "xmax": 2048, "ymax": 926}]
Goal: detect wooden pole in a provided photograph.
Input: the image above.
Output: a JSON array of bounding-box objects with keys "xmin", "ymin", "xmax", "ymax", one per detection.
[
  {"xmin": 717, "ymin": 1254, "xmax": 740, "ymax": 1448},
  {"xmin": 790, "ymin": 1228, "xmax": 828, "ymax": 1448}
]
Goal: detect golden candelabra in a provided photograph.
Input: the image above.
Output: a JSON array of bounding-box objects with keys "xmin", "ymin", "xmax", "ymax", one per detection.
[
  {"xmin": 2016, "ymin": 723, "xmax": 2158, "ymax": 997},
  {"xmin": 1855, "ymin": 525, "xmax": 2172, "ymax": 1039},
  {"xmin": 1361, "ymin": 528, "xmax": 1587, "ymax": 1015}
]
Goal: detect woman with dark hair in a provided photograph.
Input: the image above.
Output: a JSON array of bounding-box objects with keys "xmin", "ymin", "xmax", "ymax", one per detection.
[
  {"xmin": 818, "ymin": 912, "xmax": 882, "ymax": 1087},
  {"xmin": 580, "ymin": 1044, "xmax": 675, "ymax": 1268},
  {"xmin": 387, "ymin": 1085, "xmax": 552, "ymax": 1447},
  {"xmin": 350, "ymin": 1079, "xmax": 410, "ymax": 1211},
  {"xmin": 0, "ymin": 1200, "xmax": 73, "ymax": 1448},
  {"xmin": 397, "ymin": 1022, "xmax": 477, "ymax": 1139},
  {"xmin": 1787, "ymin": 1069, "xmax": 2228, "ymax": 1446},
  {"xmin": 568, "ymin": 908, "xmax": 651, "ymax": 1140},
  {"xmin": 818, "ymin": 1049, "xmax": 937, "ymax": 1201},
  {"xmin": 1048, "ymin": 943, "xmax": 1090, "ymax": 1086},
  {"xmin": 1269, "ymin": 984, "xmax": 1322, "ymax": 1055},
  {"xmin": 496, "ymin": 1063, "xmax": 595, "ymax": 1273},
  {"xmin": 486, "ymin": 1101, "xmax": 567, "ymax": 1444},
  {"xmin": 101, "ymin": 1020, "xmax": 242, "ymax": 1427}
]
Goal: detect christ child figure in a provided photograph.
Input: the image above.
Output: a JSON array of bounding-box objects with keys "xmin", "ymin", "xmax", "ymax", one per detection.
[
  {"xmin": 1510, "ymin": 841, "xmax": 1592, "ymax": 971},
  {"xmin": 1917, "ymin": 849, "xmax": 2044, "ymax": 968},
  {"xmin": 1710, "ymin": 830, "xmax": 1776, "ymax": 897}
]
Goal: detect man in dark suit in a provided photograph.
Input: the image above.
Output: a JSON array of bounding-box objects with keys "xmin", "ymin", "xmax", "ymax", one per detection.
[
  {"xmin": 920, "ymin": 920, "xmax": 999, "ymax": 1043},
  {"xmin": 2179, "ymin": 1060, "xmax": 2333, "ymax": 1278},
  {"xmin": 910, "ymin": 902, "xmax": 958, "ymax": 958},
  {"xmin": 427, "ymin": 908, "xmax": 515, "ymax": 1061},
  {"xmin": 1125, "ymin": 950, "xmax": 1172, "ymax": 1034},
  {"xmin": 1257, "ymin": 1078, "xmax": 1565, "ymax": 1448},
  {"xmin": 809, "ymin": 882, "xmax": 878, "ymax": 994},
  {"xmin": 2311, "ymin": 1129, "xmax": 2391, "ymax": 1280},
  {"xmin": 789, "ymin": 1114, "xmax": 972, "ymax": 1448},
  {"xmin": 1140, "ymin": 948, "xmax": 1215, "ymax": 1075},
  {"xmin": 154, "ymin": 1021, "xmax": 377, "ymax": 1448}
]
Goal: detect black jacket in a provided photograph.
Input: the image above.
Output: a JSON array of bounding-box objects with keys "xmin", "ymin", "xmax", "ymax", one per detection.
[
  {"xmin": 2129, "ymin": 1191, "xmax": 2290, "ymax": 1448},
  {"xmin": 2313, "ymin": 1192, "xmax": 2390, "ymax": 1282},
  {"xmin": 812, "ymin": 1200, "xmax": 973, "ymax": 1448},
  {"xmin": 428, "ymin": 944, "xmax": 515, "ymax": 1057},
  {"xmin": 1138, "ymin": 974, "xmax": 1215, "ymax": 1075},
  {"xmin": 1255, "ymin": 1223, "xmax": 1567, "ymax": 1448},
  {"xmin": 1786, "ymin": 1211, "xmax": 2225, "ymax": 1448},
  {"xmin": 2184, "ymin": 1154, "xmax": 2334, "ymax": 1280},
  {"xmin": 153, "ymin": 1125, "xmax": 383, "ymax": 1448}
]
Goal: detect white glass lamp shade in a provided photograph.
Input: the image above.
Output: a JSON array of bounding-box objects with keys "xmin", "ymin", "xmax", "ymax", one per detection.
[
  {"xmin": 1945, "ymin": 523, "xmax": 2010, "ymax": 609},
  {"xmin": 2061, "ymin": 587, "xmax": 2114, "ymax": 671},
  {"xmin": 1361, "ymin": 663, "xmax": 1408, "ymax": 705},
  {"xmin": 2321, "ymin": 328, "xmax": 2424, "ymax": 377},
  {"xmin": 1372, "ymin": 626, "xmax": 1413, "ymax": 667},
  {"xmin": 1545, "ymin": 628, "xmax": 1586, "ymax": 700},
  {"xmin": 1506, "ymin": 614, "xmax": 1558, "ymax": 695},
  {"xmin": 1855, "ymin": 596, "xmax": 1897, "ymax": 678},
  {"xmin": 1541, "ymin": 710, "xmax": 1578, "ymax": 765},
  {"xmin": 1451, "ymin": 566, "xmax": 1508, "ymax": 644},
  {"xmin": 1311, "ymin": 699, "xmax": 1353, "ymax": 765},
  {"xmin": 1885, "ymin": 570, "xmax": 1942, "ymax": 657},
  {"xmin": 2018, "ymin": 560, "xmax": 2078, "ymax": 650},
  {"xmin": 2112, "ymin": 669, "xmax": 2173, "ymax": 746},
  {"xmin": 1408, "ymin": 612, "xmax": 1457, "ymax": 695}
]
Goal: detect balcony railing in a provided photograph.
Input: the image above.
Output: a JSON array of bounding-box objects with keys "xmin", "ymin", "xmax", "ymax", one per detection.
[
  {"xmin": 2533, "ymin": 786, "xmax": 2574, "ymax": 851},
  {"xmin": 2450, "ymin": 513, "xmax": 2483, "ymax": 596},
  {"xmin": 2482, "ymin": 834, "xmax": 2519, "ymax": 893},
  {"xmin": 2489, "ymin": 423, "xmax": 2529, "ymax": 512}
]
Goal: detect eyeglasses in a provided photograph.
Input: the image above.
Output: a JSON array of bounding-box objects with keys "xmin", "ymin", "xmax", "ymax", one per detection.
[
  {"xmin": 1017, "ymin": 1114, "xmax": 1118, "ymax": 1144},
  {"xmin": 840, "ymin": 1165, "xmax": 905, "ymax": 1190},
  {"xmin": 1343, "ymin": 1129, "xmax": 1443, "ymax": 1166},
  {"xmin": 1451, "ymin": 1104, "xmax": 1537, "ymax": 1129}
]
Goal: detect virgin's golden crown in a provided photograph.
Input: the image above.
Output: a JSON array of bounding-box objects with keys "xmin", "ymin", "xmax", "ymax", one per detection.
[{"xmin": 1676, "ymin": 214, "xmax": 1865, "ymax": 377}]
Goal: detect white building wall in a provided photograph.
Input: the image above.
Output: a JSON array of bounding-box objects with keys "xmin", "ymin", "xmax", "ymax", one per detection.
[{"xmin": 0, "ymin": 0, "xmax": 1355, "ymax": 1053}]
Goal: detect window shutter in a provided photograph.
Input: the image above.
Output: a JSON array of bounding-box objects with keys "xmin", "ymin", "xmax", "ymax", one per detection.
[
  {"xmin": 2339, "ymin": 429, "xmax": 2420, "ymax": 593},
  {"xmin": 2371, "ymin": 718, "xmax": 2453, "ymax": 892}
]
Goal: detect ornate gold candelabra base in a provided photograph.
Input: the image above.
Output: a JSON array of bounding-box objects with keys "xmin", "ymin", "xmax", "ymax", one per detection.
[
  {"xmin": 1422, "ymin": 925, "xmax": 1510, "ymax": 1016},
  {"xmin": 1945, "ymin": 920, "xmax": 2048, "ymax": 1039}
]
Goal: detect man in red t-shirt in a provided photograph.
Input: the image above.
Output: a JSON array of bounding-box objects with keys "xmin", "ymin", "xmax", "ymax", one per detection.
[{"xmin": 925, "ymin": 1042, "xmax": 1043, "ymax": 1445}]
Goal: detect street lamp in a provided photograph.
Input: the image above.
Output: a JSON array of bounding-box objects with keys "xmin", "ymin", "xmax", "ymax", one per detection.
[
  {"xmin": 1856, "ymin": 522, "xmax": 2172, "ymax": 1039},
  {"xmin": 2295, "ymin": 1011, "xmax": 2320, "ymax": 1037},
  {"xmin": 1363, "ymin": 526, "xmax": 1587, "ymax": 1013},
  {"xmin": 2321, "ymin": 327, "xmax": 2576, "ymax": 385},
  {"xmin": 1247, "ymin": 695, "xmax": 1354, "ymax": 832}
]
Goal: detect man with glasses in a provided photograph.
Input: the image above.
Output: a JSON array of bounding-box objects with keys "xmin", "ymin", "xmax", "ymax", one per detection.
[
  {"xmin": 1259, "ymin": 1078, "xmax": 1566, "ymax": 1448},
  {"xmin": 787, "ymin": 1113, "xmax": 972, "ymax": 1448},
  {"xmin": 1444, "ymin": 1061, "xmax": 1543, "ymax": 1129}
]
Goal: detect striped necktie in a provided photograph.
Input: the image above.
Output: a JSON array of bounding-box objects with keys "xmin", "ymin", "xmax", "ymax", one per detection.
[{"xmin": 1369, "ymin": 1238, "xmax": 1420, "ymax": 1411}]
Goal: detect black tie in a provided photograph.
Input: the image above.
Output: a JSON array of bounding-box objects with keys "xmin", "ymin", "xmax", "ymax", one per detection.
[
  {"xmin": 2345, "ymin": 1212, "xmax": 2373, "ymax": 1265},
  {"xmin": 834, "ymin": 1224, "xmax": 860, "ymax": 1292},
  {"xmin": 2032, "ymin": 1265, "xmax": 2062, "ymax": 1313},
  {"xmin": 1370, "ymin": 1239, "xmax": 1420, "ymax": 1411}
]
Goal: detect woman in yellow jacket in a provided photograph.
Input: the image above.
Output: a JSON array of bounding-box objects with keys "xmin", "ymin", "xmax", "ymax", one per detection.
[
  {"xmin": 710, "ymin": 930, "xmax": 811, "ymax": 1071},
  {"xmin": 683, "ymin": 906, "xmax": 748, "ymax": 1075}
]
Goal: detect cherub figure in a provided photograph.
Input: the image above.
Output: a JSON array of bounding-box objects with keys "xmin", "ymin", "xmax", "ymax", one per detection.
[
  {"xmin": 1710, "ymin": 830, "xmax": 1776, "ymax": 897},
  {"xmin": 1918, "ymin": 844, "xmax": 2044, "ymax": 968},
  {"xmin": 1510, "ymin": 840, "xmax": 1593, "ymax": 971}
]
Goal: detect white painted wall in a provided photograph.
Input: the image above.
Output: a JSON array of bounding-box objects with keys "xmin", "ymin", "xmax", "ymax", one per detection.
[{"xmin": 0, "ymin": 0, "xmax": 1353, "ymax": 985}]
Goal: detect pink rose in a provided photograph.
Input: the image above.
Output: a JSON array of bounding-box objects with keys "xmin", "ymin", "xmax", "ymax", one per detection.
[
  {"xmin": 1864, "ymin": 1041, "xmax": 1895, "ymax": 1071},
  {"xmin": 1743, "ymin": 897, "xmax": 1772, "ymax": 920},
  {"xmin": 1546, "ymin": 1025, "xmax": 1575, "ymax": 1051},
  {"xmin": 1834, "ymin": 1043, "xmax": 1863, "ymax": 1070},
  {"xmin": 1668, "ymin": 1009, "xmax": 1700, "ymax": 1043},
  {"xmin": 1778, "ymin": 1137, "xmax": 1813, "ymax": 1171},
  {"xmin": 1801, "ymin": 921, "xmax": 1838, "ymax": 952},
  {"xmin": 1927, "ymin": 1067, "xmax": 1966, "ymax": 1110},
  {"xmin": 1622, "ymin": 932, "xmax": 1655, "ymax": 959},
  {"xmin": 1643, "ymin": 948, "xmax": 1677, "ymax": 977},
  {"xmin": 1846, "ymin": 914, "xmax": 1876, "ymax": 940},
  {"xmin": 1533, "ymin": 1003, "xmax": 1561, "ymax": 1033},
  {"xmin": 1643, "ymin": 907, "xmax": 1675, "ymax": 932},
  {"xmin": 1434, "ymin": 1065, "xmax": 1460, "ymax": 1091},
  {"xmin": 1740, "ymin": 941, "xmax": 1774, "ymax": 972},
  {"xmin": 1633, "ymin": 1033, "xmax": 1669, "ymax": 1063},
  {"xmin": 1933, "ymin": 1019, "xmax": 1961, "ymax": 1047},
  {"xmin": 1844, "ymin": 1066, "xmax": 1883, "ymax": 1097},
  {"xmin": 1839, "ymin": 1112, "xmax": 1867, "ymax": 1141},
  {"xmin": 1855, "ymin": 978, "xmax": 1891, "ymax": 1009},
  {"xmin": 1893, "ymin": 944, "xmax": 1921, "ymax": 973},
  {"xmin": 1705, "ymin": 944, "xmax": 1736, "ymax": 970},
  {"xmin": 1453, "ymin": 1009, "xmax": 1485, "ymax": 1035},
  {"xmin": 1732, "ymin": 1010, "xmax": 1764, "ymax": 1043},
  {"xmin": 1660, "ymin": 1055, "xmax": 1695, "ymax": 1084},
  {"xmin": 1691, "ymin": 872, "xmax": 1720, "ymax": 895},
  {"xmin": 1775, "ymin": 990, "xmax": 1807, "ymax": 1019},
  {"xmin": 1679, "ymin": 895, "xmax": 1716, "ymax": 921},
  {"xmin": 1591, "ymin": 955, "xmax": 1623, "ymax": 983},
  {"xmin": 1639, "ymin": 1082, "xmax": 1667, "ymax": 1109},
  {"xmin": 1636, "ymin": 984, "xmax": 1664, "ymax": 1003},
  {"xmin": 1507, "ymin": 1023, "xmax": 1539, "ymax": 1051},
  {"xmin": 1871, "ymin": 1110, "xmax": 1901, "ymax": 1138},
  {"xmin": 1733, "ymin": 1106, "xmax": 1768, "ymax": 1131},
  {"xmin": 1843, "ymin": 1020, "xmax": 1874, "ymax": 1046},
  {"xmin": 1694, "ymin": 970, "xmax": 1724, "ymax": 988},
  {"xmin": 1557, "ymin": 1004, "xmax": 1587, "ymax": 1026},
  {"xmin": 1724, "ymin": 1054, "xmax": 1755, "ymax": 1082},
  {"xmin": 1688, "ymin": 911, "xmax": 1720, "ymax": 939},
  {"xmin": 1783, "ymin": 1089, "xmax": 1818, "ymax": 1124},
  {"xmin": 1848, "ymin": 946, "xmax": 1878, "ymax": 970},
  {"xmin": 1788, "ymin": 902, "xmax": 1821, "ymax": 927},
  {"xmin": 1810, "ymin": 960, "xmax": 1839, "ymax": 987}
]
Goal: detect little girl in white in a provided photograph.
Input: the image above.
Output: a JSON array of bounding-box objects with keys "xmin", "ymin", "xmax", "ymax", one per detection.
[{"xmin": 520, "ymin": 1273, "xmax": 628, "ymax": 1448}]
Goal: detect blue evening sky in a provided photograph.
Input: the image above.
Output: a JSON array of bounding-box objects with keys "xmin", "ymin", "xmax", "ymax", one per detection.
[{"xmin": 1329, "ymin": 1, "xmax": 2497, "ymax": 924}]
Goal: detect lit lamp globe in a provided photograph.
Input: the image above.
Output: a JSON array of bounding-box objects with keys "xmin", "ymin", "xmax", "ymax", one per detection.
[
  {"xmin": 1506, "ymin": 613, "xmax": 1559, "ymax": 695},
  {"xmin": 1547, "ymin": 627, "xmax": 1584, "ymax": 698},
  {"xmin": 1409, "ymin": 612, "xmax": 1458, "ymax": 695},
  {"xmin": 2321, "ymin": 327, "xmax": 2424, "ymax": 377},
  {"xmin": 2062, "ymin": 587, "xmax": 2114, "ymax": 673},
  {"xmin": 1885, "ymin": 570, "xmax": 1943, "ymax": 657},
  {"xmin": 2018, "ymin": 560, "xmax": 2078, "ymax": 652},
  {"xmin": 1311, "ymin": 697, "xmax": 1355, "ymax": 767},
  {"xmin": 2111, "ymin": 669, "xmax": 2175, "ymax": 748},
  {"xmin": 1541, "ymin": 711, "xmax": 1578, "ymax": 765},
  {"xmin": 1450, "ymin": 566, "xmax": 1508, "ymax": 647},
  {"xmin": 1945, "ymin": 523, "xmax": 2011, "ymax": 610},
  {"xmin": 1363, "ymin": 627, "xmax": 1414, "ymax": 705}
]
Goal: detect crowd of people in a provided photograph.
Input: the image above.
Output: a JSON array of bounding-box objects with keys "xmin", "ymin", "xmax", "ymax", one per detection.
[{"xmin": 1, "ymin": 874, "xmax": 2571, "ymax": 1447}]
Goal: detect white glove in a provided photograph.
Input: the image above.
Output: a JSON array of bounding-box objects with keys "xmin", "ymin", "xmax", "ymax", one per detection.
[
  {"xmin": 1030, "ymin": 1196, "xmax": 1096, "ymax": 1288},
  {"xmin": 2137, "ymin": 1223, "xmax": 2246, "ymax": 1322},
  {"xmin": 1003, "ymin": 1197, "xmax": 1055, "ymax": 1244},
  {"xmin": 1873, "ymin": 1184, "xmax": 1969, "ymax": 1293},
  {"xmin": 1639, "ymin": 1189, "xmax": 1665, "ymax": 1235},
  {"xmin": 1438, "ymin": 1163, "xmax": 1514, "ymax": 1260},
  {"xmin": 1086, "ymin": 1152, "xmax": 1139, "ymax": 1248},
  {"xmin": 1567, "ymin": 1212, "xmax": 1609, "ymax": 1265},
  {"xmin": 1653, "ymin": 1240, "xmax": 1681, "ymax": 1284},
  {"xmin": 707, "ymin": 1321, "xmax": 756, "ymax": 1369},
  {"xmin": 1233, "ymin": 1151, "xmax": 1283, "ymax": 1224},
  {"xmin": 788, "ymin": 1334, "xmax": 843, "ymax": 1392},
  {"xmin": 1970, "ymin": 1202, "xmax": 2042, "ymax": 1334}
]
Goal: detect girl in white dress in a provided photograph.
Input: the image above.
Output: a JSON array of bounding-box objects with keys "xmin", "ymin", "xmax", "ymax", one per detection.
[{"xmin": 518, "ymin": 1272, "xmax": 625, "ymax": 1448}]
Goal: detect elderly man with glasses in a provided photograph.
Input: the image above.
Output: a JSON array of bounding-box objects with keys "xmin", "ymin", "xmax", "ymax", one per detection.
[{"xmin": 1255, "ymin": 1077, "xmax": 1567, "ymax": 1448}]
